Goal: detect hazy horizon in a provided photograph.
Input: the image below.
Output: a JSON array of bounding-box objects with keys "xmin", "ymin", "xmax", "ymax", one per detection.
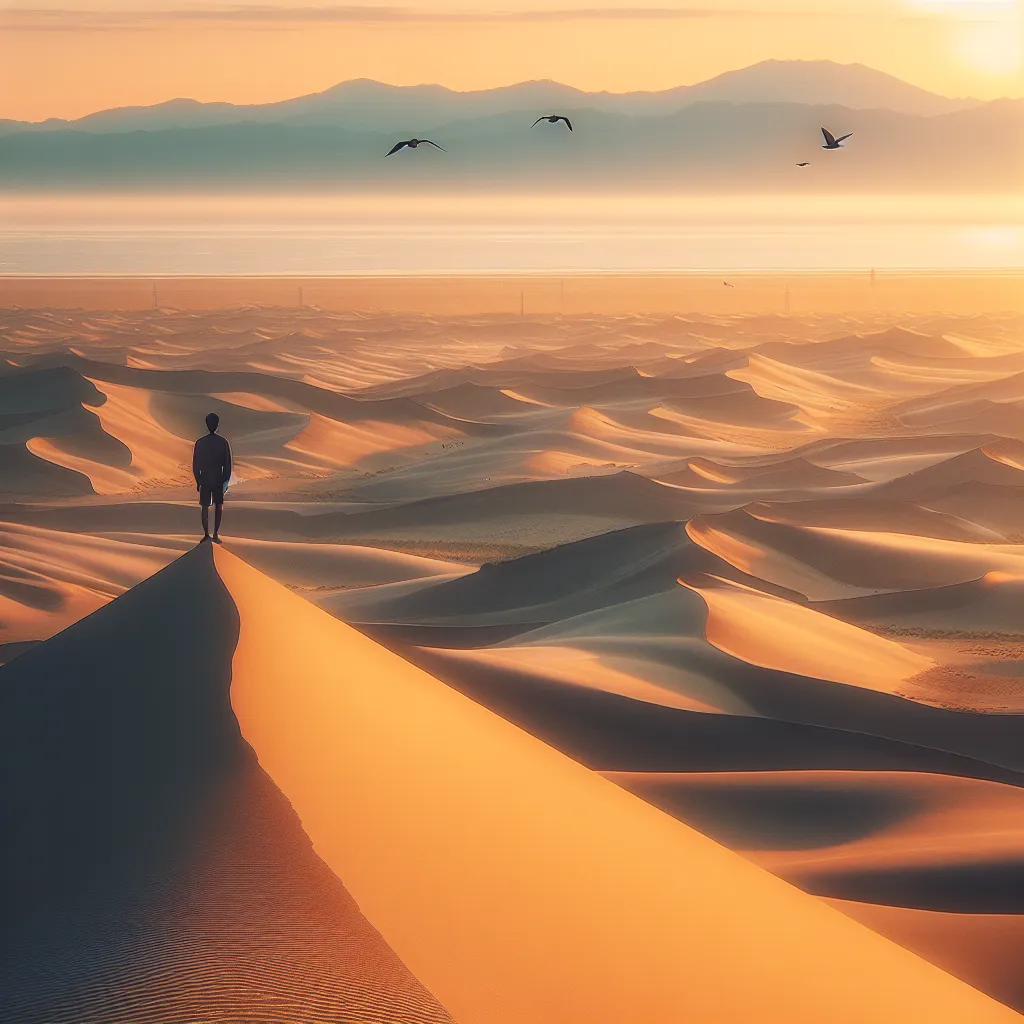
[{"xmin": 3, "ymin": 192, "xmax": 1022, "ymax": 276}]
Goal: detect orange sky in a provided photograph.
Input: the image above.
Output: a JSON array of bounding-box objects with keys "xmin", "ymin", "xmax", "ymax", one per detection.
[{"xmin": 0, "ymin": 0, "xmax": 1022, "ymax": 120}]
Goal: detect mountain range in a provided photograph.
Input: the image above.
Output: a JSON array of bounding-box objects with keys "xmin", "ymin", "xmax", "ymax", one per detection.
[
  {"xmin": 0, "ymin": 62, "xmax": 983, "ymax": 137},
  {"xmin": 0, "ymin": 61, "xmax": 1018, "ymax": 191}
]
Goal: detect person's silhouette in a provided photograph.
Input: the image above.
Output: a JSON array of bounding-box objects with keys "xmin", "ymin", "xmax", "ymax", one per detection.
[{"xmin": 192, "ymin": 413, "xmax": 232, "ymax": 543}]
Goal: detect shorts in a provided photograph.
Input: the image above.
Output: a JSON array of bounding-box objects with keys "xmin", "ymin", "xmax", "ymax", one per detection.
[{"xmin": 199, "ymin": 482, "xmax": 225, "ymax": 507}]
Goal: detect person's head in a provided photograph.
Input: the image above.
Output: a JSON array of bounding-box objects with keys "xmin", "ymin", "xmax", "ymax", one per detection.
[{"xmin": 206, "ymin": 412, "xmax": 220, "ymax": 434}]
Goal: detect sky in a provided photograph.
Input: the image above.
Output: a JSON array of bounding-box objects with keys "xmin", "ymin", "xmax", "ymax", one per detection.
[{"xmin": 0, "ymin": 0, "xmax": 1021, "ymax": 121}]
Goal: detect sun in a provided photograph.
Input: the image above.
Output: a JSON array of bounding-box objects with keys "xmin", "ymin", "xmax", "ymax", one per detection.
[
  {"xmin": 960, "ymin": 13, "xmax": 1023, "ymax": 76},
  {"xmin": 910, "ymin": 0, "xmax": 1023, "ymax": 79}
]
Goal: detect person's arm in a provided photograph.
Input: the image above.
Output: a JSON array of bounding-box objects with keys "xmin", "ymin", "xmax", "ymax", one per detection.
[
  {"xmin": 192, "ymin": 440, "xmax": 202, "ymax": 489},
  {"xmin": 222, "ymin": 439, "xmax": 232, "ymax": 483}
]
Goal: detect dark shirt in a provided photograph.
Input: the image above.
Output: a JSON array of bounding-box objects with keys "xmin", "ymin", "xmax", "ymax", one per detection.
[{"xmin": 193, "ymin": 433, "xmax": 232, "ymax": 486}]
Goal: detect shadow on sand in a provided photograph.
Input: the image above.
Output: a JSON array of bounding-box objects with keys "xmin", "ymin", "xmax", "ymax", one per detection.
[{"xmin": 0, "ymin": 543, "xmax": 453, "ymax": 1024}]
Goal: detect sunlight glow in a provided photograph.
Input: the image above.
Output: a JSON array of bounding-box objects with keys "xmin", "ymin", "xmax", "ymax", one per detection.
[{"xmin": 910, "ymin": 0, "xmax": 1023, "ymax": 77}]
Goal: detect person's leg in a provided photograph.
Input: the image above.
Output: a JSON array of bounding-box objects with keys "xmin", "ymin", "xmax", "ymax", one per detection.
[
  {"xmin": 213, "ymin": 502, "xmax": 223, "ymax": 540},
  {"xmin": 200, "ymin": 484, "xmax": 211, "ymax": 539}
]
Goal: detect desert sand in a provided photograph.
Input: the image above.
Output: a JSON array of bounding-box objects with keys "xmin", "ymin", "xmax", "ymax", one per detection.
[{"xmin": 2, "ymin": 293, "xmax": 1024, "ymax": 1019}]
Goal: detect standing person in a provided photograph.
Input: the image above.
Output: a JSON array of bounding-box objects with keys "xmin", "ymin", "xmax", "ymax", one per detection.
[{"xmin": 193, "ymin": 413, "xmax": 232, "ymax": 543}]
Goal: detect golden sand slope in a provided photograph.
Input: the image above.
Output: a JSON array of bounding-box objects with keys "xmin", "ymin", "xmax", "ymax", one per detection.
[
  {"xmin": 0, "ymin": 521, "xmax": 182, "ymax": 643},
  {"xmin": 828, "ymin": 900, "xmax": 1024, "ymax": 1014},
  {"xmin": 28, "ymin": 379, "xmax": 194, "ymax": 494},
  {"xmin": 215, "ymin": 546, "xmax": 1020, "ymax": 1024},
  {"xmin": 417, "ymin": 643, "xmax": 724, "ymax": 712},
  {"xmin": 683, "ymin": 573, "xmax": 935, "ymax": 692}
]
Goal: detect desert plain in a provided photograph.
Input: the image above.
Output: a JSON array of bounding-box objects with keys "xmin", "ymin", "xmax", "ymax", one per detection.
[{"xmin": 2, "ymin": 275, "xmax": 1024, "ymax": 1021}]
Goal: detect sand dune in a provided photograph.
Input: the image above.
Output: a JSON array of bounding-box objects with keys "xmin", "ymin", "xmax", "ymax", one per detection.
[
  {"xmin": 805, "ymin": 434, "xmax": 995, "ymax": 482},
  {"xmin": 755, "ymin": 774, "xmax": 1024, "ymax": 898},
  {"xmin": 34, "ymin": 378, "xmax": 197, "ymax": 494},
  {"xmin": 925, "ymin": 481, "xmax": 1024, "ymax": 540},
  {"xmin": 0, "ymin": 443, "xmax": 93, "ymax": 498},
  {"xmin": 817, "ymin": 572, "xmax": 1024, "ymax": 635},
  {"xmin": 608, "ymin": 769, "xmax": 1024, "ymax": 864},
  {"xmin": 688, "ymin": 506, "xmax": 1024, "ymax": 598},
  {"xmin": 412, "ymin": 381, "xmax": 550, "ymax": 420},
  {"xmin": 0, "ymin": 366, "xmax": 123, "ymax": 497},
  {"xmin": 656, "ymin": 455, "xmax": 865, "ymax": 492},
  {"xmin": 5, "ymin": 303, "xmax": 1024, "ymax": 1017},
  {"xmin": 893, "ymin": 367, "xmax": 1024, "ymax": 419},
  {"xmin": 828, "ymin": 900, "xmax": 1024, "ymax": 1013},
  {"xmin": 223, "ymin": 536, "xmax": 471, "ymax": 591},
  {"xmin": 416, "ymin": 588, "xmax": 762, "ymax": 715},
  {"xmin": 812, "ymin": 573, "xmax": 1024, "ymax": 712},
  {"xmin": 769, "ymin": 326, "xmax": 969, "ymax": 363},
  {"xmin": 422, "ymin": 642, "xmax": 731, "ymax": 712},
  {"xmin": 408, "ymin": 639, "xmax": 1023, "ymax": 784},
  {"xmin": 684, "ymin": 573, "xmax": 935, "ymax": 692},
  {"xmin": 877, "ymin": 442, "xmax": 1024, "ymax": 502},
  {"xmin": 0, "ymin": 363, "xmax": 107, "ymax": 415},
  {"xmin": 363, "ymin": 522, "xmax": 707, "ymax": 625},
  {"xmin": 566, "ymin": 405, "xmax": 732, "ymax": 455},
  {"xmin": 0, "ymin": 512, "xmax": 473, "ymax": 644},
  {"xmin": 418, "ymin": 578, "xmax": 1024, "ymax": 775},
  {"xmin": 606, "ymin": 768, "xmax": 1024, "ymax": 919},
  {"xmin": 216, "ymin": 547, "xmax": 1020, "ymax": 1023},
  {"xmin": 332, "ymin": 471, "xmax": 697, "ymax": 548},
  {"xmin": 728, "ymin": 352, "xmax": 882, "ymax": 420},
  {"xmin": 603, "ymin": 764, "xmax": 1024, "ymax": 1003},
  {"xmin": 745, "ymin": 498, "xmax": 1004, "ymax": 541},
  {"xmin": 0, "ymin": 547, "xmax": 455, "ymax": 1024},
  {"xmin": 0, "ymin": 520, "xmax": 181, "ymax": 643},
  {"xmin": 285, "ymin": 410, "xmax": 463, "ymax": 472}
]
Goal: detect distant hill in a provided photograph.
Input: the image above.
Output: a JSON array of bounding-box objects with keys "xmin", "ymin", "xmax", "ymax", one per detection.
[
  {"xmin": 675, "ymin": 61, "xmax": 979, "ymax": 117},
  {"xmin": 0, "ymin": 99, "xmax": 1018, "ymax": 191},
  {"xmin": 0, "ymin": 61, "xmax": 982, "ymax": 138}
]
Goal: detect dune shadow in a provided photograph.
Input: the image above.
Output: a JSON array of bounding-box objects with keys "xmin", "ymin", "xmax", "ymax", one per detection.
[
  {"xmin": 621, "ymin": 781, "xmax": 920, "ymax": 851},
  {"xmin": 405, "ymin": 646, "xmax": 1024, "ymax": 785},
  {"xmin": 0, "ymin": 545, "xmax": 454, "ymax": 1024},
  {"xmin": 0, "ymin": 639, "xmax": 43, "ymax": 666},
  {"xmin": 800, "ymin": 861, "xmax": 1024, "ymax": 914},
  {"xmin": 0, "ymin": 575, "xmax": 65, "ymax": 612},
  {"xmin": 0, "ymin": 544, "xmax": 243, "ymax": 939}
]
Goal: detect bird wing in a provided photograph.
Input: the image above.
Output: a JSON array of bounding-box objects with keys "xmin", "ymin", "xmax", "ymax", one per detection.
[
  {"xmin": 821, "ymin": 127, "xmax": 837, "ymax": 147},
  {"xmin": 423, "ymin": 140, "xmax": 447, "ymax": 152},
  {"xmin": 835, "ymin": 132, "xmax": 854, "ymax": 144},
  {"xmin": 559, "ymin": 116, "xmax": 573, "ymax": 131},
  {"xmin": 385, "ymin": 140, "xmax": 409, "ymax": 156},
  {"xmin": 531, "ymin": 116, "xmax": 546, "ymax": 127}
]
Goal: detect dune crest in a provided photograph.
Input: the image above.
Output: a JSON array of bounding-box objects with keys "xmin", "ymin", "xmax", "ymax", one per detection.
[
  {"xmin": 28, "ymin": 378, "xmax": 195, "ymax": 494},
  {"xmin": 684, "ymin": 573, "xmax": 935, "ymax": 693}
]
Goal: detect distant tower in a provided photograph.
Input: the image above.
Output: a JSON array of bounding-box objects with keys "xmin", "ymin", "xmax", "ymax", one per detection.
[{"xmin": 152, "ymin": 283, "xmax": 158, "ymax": 310}]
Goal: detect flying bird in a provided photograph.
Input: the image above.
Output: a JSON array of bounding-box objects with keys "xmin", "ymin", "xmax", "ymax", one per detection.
[
  {"xmin": 724, "ymin": 281, "xmax": 734, "ymax": 288},
  {"xmin": 820, "ymin": 128, "xmax": 853, "ymax": 150},
  {"xmin": 796, "ymin": 162, "xmax": 811, "ymax": 167},
  {"xmin": 532, "ymin": 115, "xmax": 573, "ymax": 131},
  {"xmin": 385, "ymin": 138, "xmax": 446, "ymax": 156}
]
